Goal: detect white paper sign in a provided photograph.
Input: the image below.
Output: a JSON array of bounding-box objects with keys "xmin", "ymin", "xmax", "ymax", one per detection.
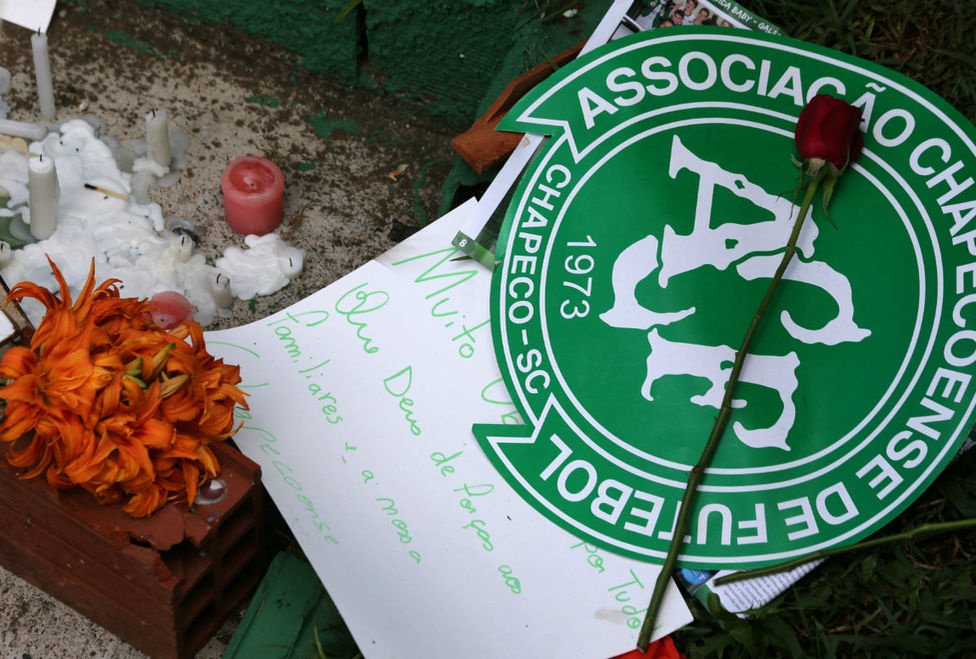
[
  {"xmin": 0, "ymin": 0, "xmax": 57, "ymax": 33},
  {"xmin": 206, "ymin": 201, "xmax": 691, "ymax": 659}
]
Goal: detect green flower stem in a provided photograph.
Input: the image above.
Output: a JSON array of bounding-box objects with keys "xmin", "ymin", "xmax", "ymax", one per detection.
[
  {"xmin": 712, "ymin": 516, "xmax": 976, "ymax": 586},
  {"xmin": 635, "ymin": 168, "xmax": 827, "ymax": 651}
]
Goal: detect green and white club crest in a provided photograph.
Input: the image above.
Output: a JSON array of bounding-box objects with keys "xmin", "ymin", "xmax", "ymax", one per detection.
[{"xmin": 473, "ymin": 27, "xmax": 976, "ymax": 568}]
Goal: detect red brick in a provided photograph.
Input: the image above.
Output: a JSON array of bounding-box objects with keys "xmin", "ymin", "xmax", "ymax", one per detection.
[{"xmin": 0, "ymin": 441, "xmax": 268, "ymax": 659}]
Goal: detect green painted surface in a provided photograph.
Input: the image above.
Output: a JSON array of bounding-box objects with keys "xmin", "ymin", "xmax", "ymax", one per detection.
[
  {"xmin": 133, "ymin": 0, "xmax": 603, "ymax": 128},
  {"xmin": 137, "ymin": 0, "xmax": 361, "ymax": 86},
  {"xmin": 361, "ymin": 1, "xmax": 519, "ymax": 126},
  {"xmin": 104, "ymin": 29, "xmax": 167, "ymax": 57},
  {"xmin": 305, "ymin": 115, "xmax": 361, "ymax": 140}
]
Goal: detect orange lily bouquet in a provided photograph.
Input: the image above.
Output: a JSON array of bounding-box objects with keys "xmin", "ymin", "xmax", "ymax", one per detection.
[{"xmin": 0, "ymin": 258, "xmax": 248, "ymax": 517}]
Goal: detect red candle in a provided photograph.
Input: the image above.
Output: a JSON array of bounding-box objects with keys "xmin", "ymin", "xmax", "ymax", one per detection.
[
  {"xmin": 148, "ymin": 291, "xmax": 194, "ymax": 329},
  {"xmin": 220, "ymin": 155, "xmax": 285, "ymax": 235}
]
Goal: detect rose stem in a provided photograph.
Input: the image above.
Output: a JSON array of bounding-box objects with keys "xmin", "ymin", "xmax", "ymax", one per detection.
[{"xmin": 635, "ymin": 169, "xmax": 826, "ymax": 650}]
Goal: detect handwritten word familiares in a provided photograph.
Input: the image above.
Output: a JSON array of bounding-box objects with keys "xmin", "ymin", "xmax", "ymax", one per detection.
[
  {"xmin": 298, "ymin": 359, "xmax": 343, "ymax": 425},
  {"xmin": 266, "ymin": 309, "xmax": 330, "ymax": 361},
  {"xmin": 264, "ymin": 313, "xmax": 344, "ymax": 424}
]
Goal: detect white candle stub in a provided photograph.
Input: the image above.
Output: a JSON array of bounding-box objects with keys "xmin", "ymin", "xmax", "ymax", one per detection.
[
  {"xmin": 209, "ymin": 272, "xmax": 233, "ymax": 309},
  {"xmin": 0, "ymin": 241, "xmax": 12, "ymax": 267},
  {"xmin": 171, "ymin": 233, "xmax": 193, "ymax": 262},
  {"xmin": 0, "ymin": 67, "xmax": 11, "ymax": 120},
  {"xmin": 31, "ymin": 31, "xmax": 56, "ymax": 121},
  {"xmin": 27, "ymin": 154, "xmax": 59, "ymax": 240},
  {"xmin": 146, "ymin": 108, "xmax": 172, "ymax": 169}
]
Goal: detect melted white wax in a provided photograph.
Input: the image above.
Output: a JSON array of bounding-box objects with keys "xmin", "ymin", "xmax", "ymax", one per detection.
[{"xmin": 0, "ymin": 119, "xmax": 305, "ymax": 326}]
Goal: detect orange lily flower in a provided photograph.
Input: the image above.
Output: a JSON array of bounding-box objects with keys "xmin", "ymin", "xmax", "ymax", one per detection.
[{"xmin": 0, "ymin": 258, "xmax": 249, "ymax": 517}]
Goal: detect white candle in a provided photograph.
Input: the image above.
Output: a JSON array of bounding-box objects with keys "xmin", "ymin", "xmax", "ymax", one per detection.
[
  {"xmin": 146, "ymin": 108, "xmax": 171, "ymax": 168},
  {"xmin": 0, "ymin": 118, "xmax": 47, "ymax": 141},
  {"xmin": 130, "ymin": 169, "xmax": 153, "ymax": 205},
  {"xmin": 209, "ymin": 272, "xmax": 233, "ymax": 308},
  {"xmin": 31, "ymin": 31, "xmax": 56, "ymax": 121},
  {"xmin": 28, "ymin": 154, "xmax": 58, "ymax": 240},
  {"xmin": 172, "ymin": 234, "xmax": 192, "ymax": 262},
  {"xmin": 0, "ymin": 241, "xmax": 11, "ymax": 267},
  {"xmin": 0, "ymin": 66, "xmax": 10, "ymax": 113}
]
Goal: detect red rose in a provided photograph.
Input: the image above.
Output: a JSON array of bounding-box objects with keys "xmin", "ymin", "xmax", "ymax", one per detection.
[
  {"xmin": 611, "ymin": 635, "xmax": 686, "ymax": 659},
  {"xmin": 794, "ymin": 94, "xmax": 863, "ymax": 171}
]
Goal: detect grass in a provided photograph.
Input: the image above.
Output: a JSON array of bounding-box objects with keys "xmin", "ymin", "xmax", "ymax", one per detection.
[
  {"xmin": 675, "ymin": 446, "xmax": 976, "ymax": 658},
  {"xmin": 748, "ymin": 0, "xmax": 976, "ymax": 122},
  {"xmin": 670, "ymin": 3, "xmax": 976, "ymax": 656}
]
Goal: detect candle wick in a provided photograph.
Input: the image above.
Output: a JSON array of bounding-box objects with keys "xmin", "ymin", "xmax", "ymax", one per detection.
[{"xmin": 289, "ymin": 258, "xmax": 294, "ymax": 268}]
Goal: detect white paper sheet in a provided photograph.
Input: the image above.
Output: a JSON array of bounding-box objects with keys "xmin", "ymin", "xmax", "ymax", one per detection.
[
  {"xmin": 0, "ymin": 0, "xmax": 57, "ymax": 33},
  {"xmin": 206, "ymin": 200, "xmax": 691, "ymax": 659}
]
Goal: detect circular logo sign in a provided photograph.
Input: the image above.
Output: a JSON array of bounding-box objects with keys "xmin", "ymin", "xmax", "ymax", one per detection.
[{"xmin": 473, "ymin": 27, "xmax": 976, "ymax": 568}]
